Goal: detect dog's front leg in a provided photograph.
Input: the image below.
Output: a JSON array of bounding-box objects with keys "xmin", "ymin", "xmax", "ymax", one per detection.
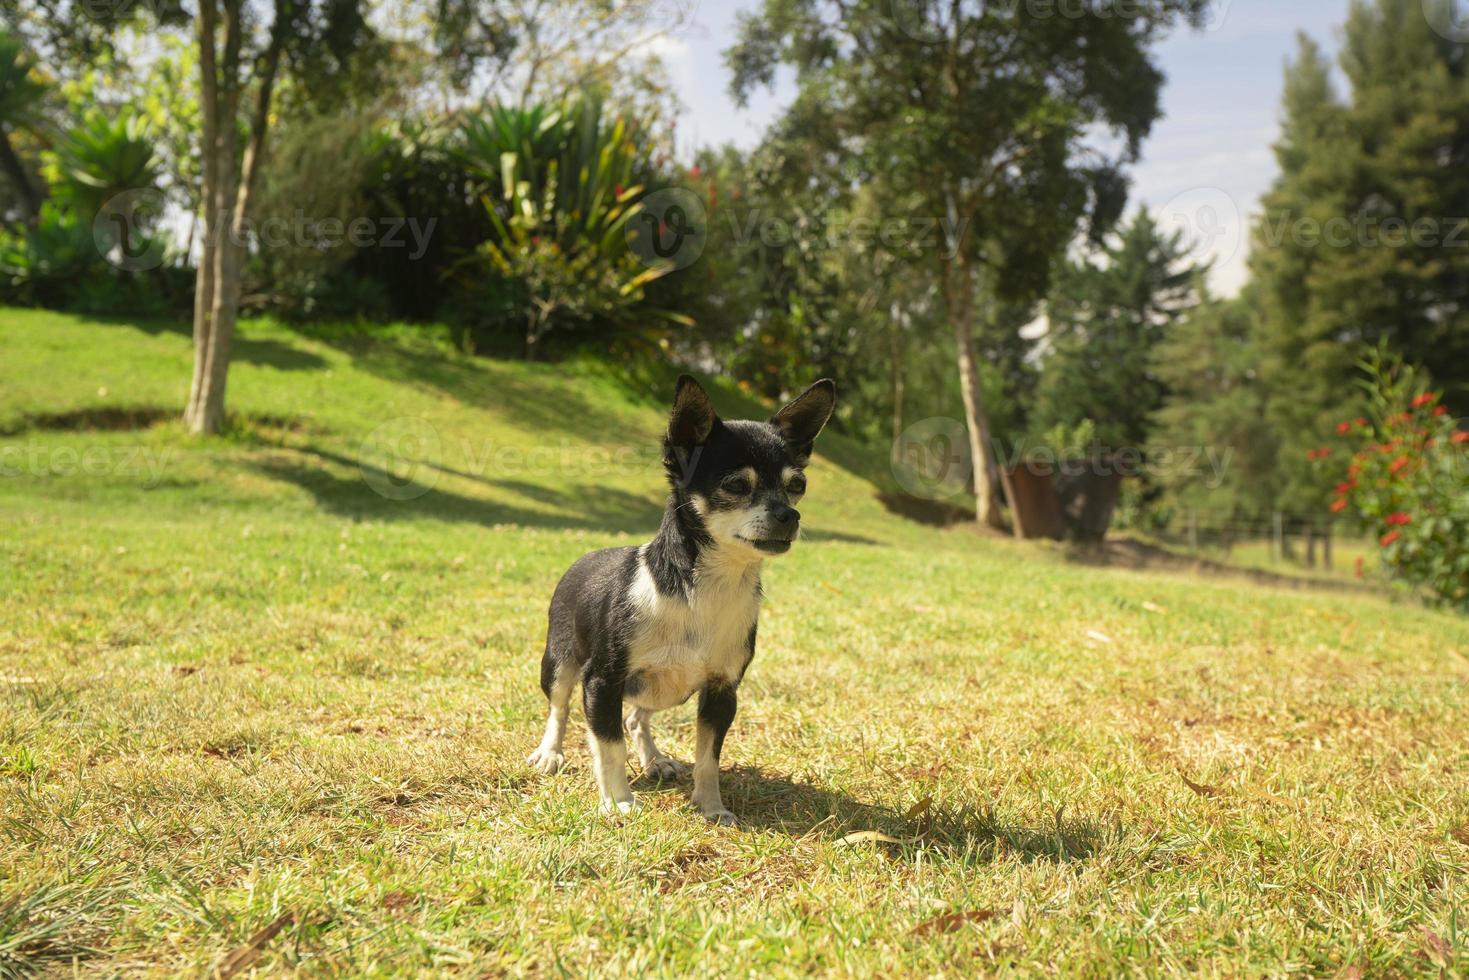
[
  {"xmin": 691, "ymin": 683, "xmax": 738, "ymax": 825},
  {"xmin": 584, "ymin": 671, "xmax": 636, "ymax": 814}
]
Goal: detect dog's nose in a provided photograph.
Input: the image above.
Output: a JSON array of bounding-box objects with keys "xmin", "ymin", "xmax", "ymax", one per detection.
[{"xmin": 771, "ymin": 504, "xmax": 799, "ymax": 528}]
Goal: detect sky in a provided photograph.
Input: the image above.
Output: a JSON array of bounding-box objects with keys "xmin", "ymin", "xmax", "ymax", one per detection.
[{"xmin": 651, "ymin": 0, "xmax": 1360, "ymax": 297}]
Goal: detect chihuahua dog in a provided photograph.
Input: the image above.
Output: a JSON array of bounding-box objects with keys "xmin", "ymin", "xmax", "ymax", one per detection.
[{"xmin": 527, "ymin": 375, "xmax": 836, "ymax": 824}]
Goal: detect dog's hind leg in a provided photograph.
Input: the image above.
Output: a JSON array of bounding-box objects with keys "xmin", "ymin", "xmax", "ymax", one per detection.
[
  {"xmin": 528, "ymin": 648, "xmax": 575, "ymax": 774},
  {"xmin": 626, "ymin": 707, "xmax": 688, "ymax": 782}
]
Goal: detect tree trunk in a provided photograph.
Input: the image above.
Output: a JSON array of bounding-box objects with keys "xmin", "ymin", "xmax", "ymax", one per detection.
[
  {"xmin": 943, "ymin": 256, "xmax": 1007, "ymax": 532},
  {"xmin": 1304, "ymin": 521, "xmax": 1317, "ymax": 569},
  {"xmin": 889, "ymin": 309, "xmax": 905, "ymax": 463},
  {"xmin": 0, "ymin": 128, "xmax": 39, "ymax": 223},
  {"xmin": 1322, "ymin": 523, "xmax": 1333, "ymax": 571},
  {"xmin": 186, "ymin": 0, "xmax": 282, "ymax": 435}
]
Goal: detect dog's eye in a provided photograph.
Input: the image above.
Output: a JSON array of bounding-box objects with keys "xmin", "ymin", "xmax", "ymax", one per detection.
[
  {"xmin": 722, "ymin": 477, "xmax": 752, "ymax": 495},
  {"xmin": 786, "ymin": 475, "xmax": 807, "ymax": 495}
]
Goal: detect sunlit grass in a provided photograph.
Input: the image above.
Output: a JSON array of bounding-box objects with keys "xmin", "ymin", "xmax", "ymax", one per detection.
[{"xmin": 2, "ymin": 309, "xmax": 1466, "ymax": 975}]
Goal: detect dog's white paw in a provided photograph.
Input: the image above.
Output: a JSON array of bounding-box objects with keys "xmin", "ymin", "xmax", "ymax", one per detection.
[
  {"xmin": 643, "ymin": 756, "xmax": 688, "ymax": 781},
  {"xmin": 527, "ymin": 746, "xmax": 566, "ymax": 774},
  {"xmin": 600, "ymin": 797, "xmax": 639, "ymax": 817},
  {"xmin": 701, "ymin": 808, "xmax": 737, "ymax": 827}
]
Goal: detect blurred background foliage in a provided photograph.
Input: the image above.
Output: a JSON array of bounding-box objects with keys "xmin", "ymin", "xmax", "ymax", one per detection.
[{"xmin": 0, "ymin": 0, "xmax": 1465, "ymax": 545}]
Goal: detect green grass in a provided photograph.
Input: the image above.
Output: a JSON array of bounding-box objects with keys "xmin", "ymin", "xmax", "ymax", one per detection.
[{"xmin": 2, "ymin": 307, "xmax": 1467, "ymax": 977}]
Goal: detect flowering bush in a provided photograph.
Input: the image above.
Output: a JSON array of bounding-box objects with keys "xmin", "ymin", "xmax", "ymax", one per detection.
[{"xmin": 1314, "ymin": 350, "xmax": 1469, "ymax": 610}]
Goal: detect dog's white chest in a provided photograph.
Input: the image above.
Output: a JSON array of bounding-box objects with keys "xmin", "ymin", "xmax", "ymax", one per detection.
[{"xmin": 625, "ymin": 552, "xmax": 759, "ymax": 711}]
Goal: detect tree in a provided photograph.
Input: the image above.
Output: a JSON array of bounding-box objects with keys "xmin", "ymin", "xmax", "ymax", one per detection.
[
  {"xmin": 1251, "ymin": 2, "xmax": 1469, "ymax": 513},
  {"xmin": 184, "ymin": 0, "xmax": 379, "ymax": 434},
  {"xmin": 1032, "ymin": 211, "xmax": 1205, "ymax": 449},
  {"xmin": 727, "ymin": 0, "xmax": 1207, "ymax": 531},
  {"xmin": 1151, "ymin": 292, "xmax": 1278, "ymax": 537}
]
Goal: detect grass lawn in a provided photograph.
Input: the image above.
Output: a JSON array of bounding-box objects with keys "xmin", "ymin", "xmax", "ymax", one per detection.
[{"xmin": 2, "ymin": 308, "xmax": 1467, "ymax": 976}]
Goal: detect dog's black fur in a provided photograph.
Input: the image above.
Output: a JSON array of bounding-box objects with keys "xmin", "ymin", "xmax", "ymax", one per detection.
[{"xmin": 527, "ymin": 375, "xmax": 836, "ymax": 822}]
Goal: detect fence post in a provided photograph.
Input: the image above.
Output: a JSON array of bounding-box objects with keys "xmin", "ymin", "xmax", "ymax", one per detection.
[
  {"xmin": 1273, "ymin": 511, "xmax": 1283, "ymax": 563},
  {"xmin": 1304, "ymin": 521, "xmax": 1317, "ymax": 569}
]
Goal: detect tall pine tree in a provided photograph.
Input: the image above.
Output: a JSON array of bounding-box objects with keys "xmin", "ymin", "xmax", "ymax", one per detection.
[
  {"xmin": 1251, "ymin": 1, "xmax": 1469, "ymax": 515},
  {"xmin": 1032, "ymin": 211, "xmax": 1205, "ymax": 449}
]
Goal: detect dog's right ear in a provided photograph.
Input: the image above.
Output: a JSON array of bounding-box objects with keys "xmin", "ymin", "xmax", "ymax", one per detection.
[{"xmin": 667, "ymin": 374, "xmax": 717, "ymax": 447}]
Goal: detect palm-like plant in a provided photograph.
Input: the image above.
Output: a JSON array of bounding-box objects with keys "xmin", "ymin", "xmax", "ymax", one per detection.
[
  {"xmin": 43, "ymin": 108, "xmax": 161, "ymax": 255},
  {"xmin": 0, "ymin": 32, "xmax": 47, "ymax": 222},
  {"xmin": 460, "ymin": 96, "xmax": 685, "ymax": 358},
  {"xmin": 46, "ymin": 108, "xmax": 161, "ymax": 209}
]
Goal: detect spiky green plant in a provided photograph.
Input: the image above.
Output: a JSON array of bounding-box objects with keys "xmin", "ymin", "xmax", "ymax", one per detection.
[
  {"xmin": 459, "ymin": 96, "xmax": 686, "ymax": 358},
  {"xmin": 43, "ymin": 108, "xmax": 160, "ymax": 225}
]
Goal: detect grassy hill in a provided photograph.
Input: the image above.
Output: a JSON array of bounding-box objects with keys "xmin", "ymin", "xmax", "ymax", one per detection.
[{"xmin": 2, "ymin": 308, "xmax": 1467, "ymax": 976}]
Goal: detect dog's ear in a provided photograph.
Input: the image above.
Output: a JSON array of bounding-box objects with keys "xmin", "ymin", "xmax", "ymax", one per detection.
[
  {"xmin": 668, "ymin": 374, "xmax": 717, "ymax": 447},
  {"xmin": 771, "ymin": 379, "xmax": 836, "ymax": 456}
]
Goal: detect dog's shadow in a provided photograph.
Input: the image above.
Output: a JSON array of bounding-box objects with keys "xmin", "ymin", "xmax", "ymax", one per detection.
[{"xmin": 635, "ymin": 765, "xmax": 1108, "ymax": 864}]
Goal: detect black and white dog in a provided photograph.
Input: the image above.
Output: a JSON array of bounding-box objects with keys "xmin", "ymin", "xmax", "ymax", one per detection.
[{"xmin": 527, "ymin": 375, "xmax": 836, "ymax": 824}]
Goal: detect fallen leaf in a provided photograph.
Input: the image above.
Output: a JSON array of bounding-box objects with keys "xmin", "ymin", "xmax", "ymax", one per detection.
[
  {"xmin": 836, "ymin": 830, "xmax": 911, "ymax": 846},
  {"xmin": 173, "ymin": 665, "xmax": 200, "ymax": 677},
  {"xmin": 217, "ymin": 912, "xmax": 293, "ymax": 978},
  {"xmin": 1421, "ymin": 928, "xmax": 1451, "ymax": 963},
  {"xmin": 381, "ymin": 891, "xmax": 413, "ymax": 912},
  {"xmin": 904, "ymin": 797, "xmax": 933, "ymax": 821},
  {"xmin": 911, "ymin": 909, "xmax": 996, "ymax": 936},
  {"xmin": 1336, "ymin": 966, "xmax": 1365, "ymax": 980},
  {"xmin": 1179, "ymin": 772, "xmax": 1222, "ymax": 798},
  {"xmin": 820, "ymin": 581, "xmax": 845, "ymax": 596},
  {"xmin": 1449, "ymin": 826, "xmax": 1469, "ymax": 847},
  {"xmin": 1086, "ymin": 630, "xmax": 1115, "ymax": 645}
]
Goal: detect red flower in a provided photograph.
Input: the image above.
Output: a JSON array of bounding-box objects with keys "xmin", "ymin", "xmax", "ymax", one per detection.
[
  {"xmin": 1337, "ymin": 421, "xmax": 1352, "ymax": 435},
  {"xmin": 1330, "ymin": 498, "xmax": 1349, "ymax": 514},
  {"xmin": 1347, "ymin": 462, "xmax": 1361, "ymax": 478},
  {"xmin": 1307, "ymin": 447, "xmax": 1331, "ymax": 461},
  {"xmin": 614, "ymin": 183, "xmax": 625, "ymax": 198},
  {"xmin": 1354, "ymin": 556, "xmax": 1365, "ymax": 578},
  {"xmin": 1380, "ymin": 530, "xmax": 1402, "ymax": 547},
  {"xmin": 1356, "ymin": 417, "xmax": 1369, "ymax": 428},
  {"xmin": 1453, "ymin": 431, "xmax": 1469, "ymax": 445},
  {"xmin": 1385, "ymin": 512, "xmax": 1412, "ymax": 527},
  {"xmin": 1433, "ymin": 405, "xmax": 1448, "ymax": 417},
  {"xmin": 1389, "ymin": 456, "xmax": 1411, "ymax": 475},
  {"xmin": 1412, "ymin": 392, "xmax": 1437, "ymax": 409},
  {"xmin": 1334, "ymin": 481, "xmax": 1356, "ymax": 496},
  {"xmin": 688, "ymin": 165, "xmax": 702, "ymax": 179}
]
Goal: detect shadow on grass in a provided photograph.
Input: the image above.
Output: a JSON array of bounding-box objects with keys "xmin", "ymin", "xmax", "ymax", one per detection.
[
  {"xmin": 93, "ymin": 314, "xmax": 330, "ymax": 372},
  {"xmin": 638, "ymin": 765, "xmax": 1105, "ymax": 864},
  {"xmin": 249, "ymin": 446, "xmax": 666, "ymax": 533},
  {"xmin": 248, "ymin": 446, "xmax": 882, "ymax": 543},
  {"xmin": 1067, "ymin": 536, "xmax": 1382, "ymax": 595}
]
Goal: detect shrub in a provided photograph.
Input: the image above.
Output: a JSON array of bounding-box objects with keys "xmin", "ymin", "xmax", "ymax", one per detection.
[{"xmin": 1317, "ymin": 348, "xmax": 1469, "ymax": 610}]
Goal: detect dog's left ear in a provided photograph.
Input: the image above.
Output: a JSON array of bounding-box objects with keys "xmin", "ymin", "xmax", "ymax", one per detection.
[{"xmin": 771, "ymin": 379, "xmax": 836, "ymax": 456}]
